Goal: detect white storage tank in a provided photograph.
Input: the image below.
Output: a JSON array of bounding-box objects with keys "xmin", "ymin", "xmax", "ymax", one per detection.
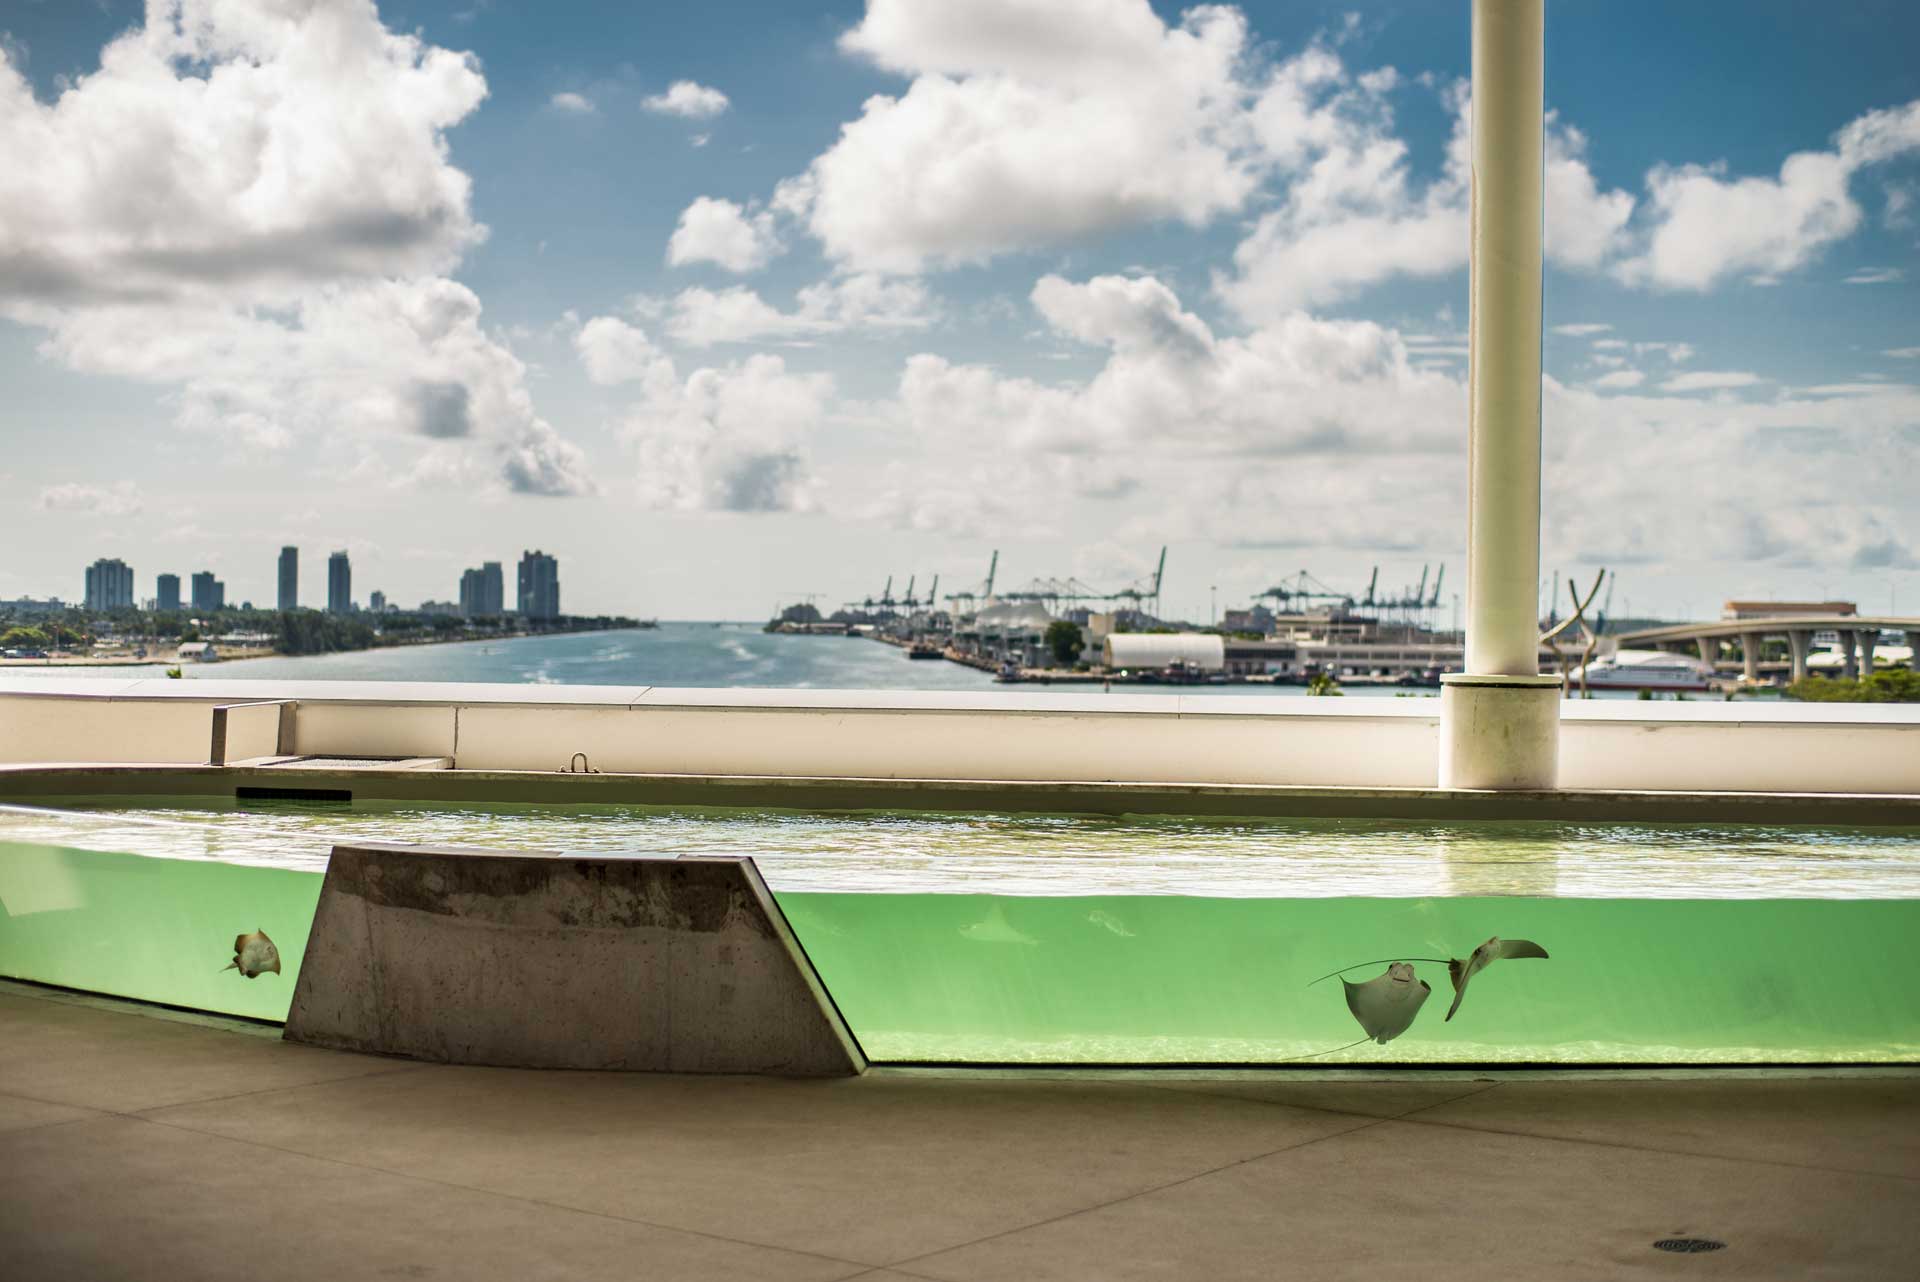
[{"xmin": 1102, "ymin": 633, "xmax": 1225, "ymax": 672}]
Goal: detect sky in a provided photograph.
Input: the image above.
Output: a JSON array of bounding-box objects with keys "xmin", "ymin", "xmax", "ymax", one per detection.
[{"xmin": 1, "ymin": 0, "xmax": 1917, "ymax": 622}]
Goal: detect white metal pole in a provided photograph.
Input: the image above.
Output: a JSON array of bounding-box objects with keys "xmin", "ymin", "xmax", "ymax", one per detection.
[
  {"xmin": 1465, "ymin": 0, "xmax": 1544, "ymax": 677},
  {"xmin": 1438, "ymin": 0, "xmax": 1559, "ymax": 790}
]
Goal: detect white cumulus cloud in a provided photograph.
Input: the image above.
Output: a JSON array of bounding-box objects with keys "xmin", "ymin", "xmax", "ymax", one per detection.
[
  {"xmin": 623, "ymin": 354, "xmax": 831, "ymax": 512},
  {"xmin": 1616, "ymin": 99, "xmax": 1920, "ymax": 290},
  {"xmin": 783, "ymin": 0, "xmax": 1267, "ymax": 273},
  {"xmin": 573, "ymin": 316, "xmax": 667, "ymax": 386},
  {"xmin": 0, "ymin": 0, "xmax": 592, "ymax": 496},
  {"xmin": 666, "ymin": 274, "xmax": 936, "ymax": 346},
  {"xmin": 1659, "ymin": 370, "xmax": 1764, "ymax": 393},
  {"xmin": 1220, "ymin": 88, "xmax": 1635, "ymax": 320},
  {"xmin": 643, "ymin": 80, "xmax": 729, "ymax": 119},
  {"xmin": 549, "ymin": 91, "xmax": 595, "ymax": 114},
  {"xmin": 666, "ymin": 197, "xmax": 782, "ymax": 273},
  {"xmin": 37, "ymin": 481, "xmax": 144, "ymax": 515}
]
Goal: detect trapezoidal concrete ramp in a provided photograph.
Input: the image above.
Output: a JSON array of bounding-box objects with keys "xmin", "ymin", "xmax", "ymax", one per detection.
[{"xmin": 285, "ymin": 842, "xmax": 865, "ymax": 1076}]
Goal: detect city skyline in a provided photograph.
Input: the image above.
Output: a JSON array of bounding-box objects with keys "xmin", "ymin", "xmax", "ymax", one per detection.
[
  {"xmin": 57, "ymin": 545, "xmax": 576, "ymax": 619},
  {"xmin": 2, "ymin": 1, "xmax": 1917, "ymax": 620}
]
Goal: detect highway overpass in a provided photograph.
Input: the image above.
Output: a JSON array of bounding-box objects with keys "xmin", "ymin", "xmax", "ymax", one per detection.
[{"xmin": 1616, "ymin": 616, "xmax": 1920, "ymax": 683}]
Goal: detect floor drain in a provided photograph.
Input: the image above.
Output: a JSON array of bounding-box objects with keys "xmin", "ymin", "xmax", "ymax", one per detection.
[{"xmin": 1652, "ymin": 1238, "xmax": 1727, "ymax": 1254}]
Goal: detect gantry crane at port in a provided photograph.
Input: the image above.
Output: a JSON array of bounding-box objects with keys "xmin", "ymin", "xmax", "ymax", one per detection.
[
  {"xmin": 941, "ymin": 550, "xmax": 999, "ymax": 615},
  {"xmin": 846, "ymin": 571, "xmax": 949, "ymax": 619},
  {"xmin": 990, "ymin": 546, "xmax": 1167, "ymax": 620},
  {"xmin": 1259, "ymin": 570, "xmax": 1357, "ymax": 614},
  {"xmin": 1259, "ymin": 564, "xmax": 1447, "ymax": 630}
]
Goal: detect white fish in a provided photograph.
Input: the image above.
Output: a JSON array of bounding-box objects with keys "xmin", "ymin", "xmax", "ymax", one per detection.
[
  {"xmin": 224, "ymin": 929, "xmax": 281, "ymax": 979},
  {"xmin": 1445, "ymin": 937, "xmax": 1548, "ymax": 1021},
  {"xmin": 1343, "ymin": 962, "xmax": 1431, "ymax": 1044}
]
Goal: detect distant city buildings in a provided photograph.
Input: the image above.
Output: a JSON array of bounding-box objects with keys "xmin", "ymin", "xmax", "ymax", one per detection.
[
  {"xmin": 1221, "ymin": 604, "xmax": 1277, "ymax": 635},
  {"xmin": 459, "ymin": 561, "xmax": 505, "ymax": 617},
  {"xmin": 327, "ymin": 550, "xmax": 352, "ymax": 614},
  {"xmin": 190, "ymin": 571, "xmax": 226, "ymax": 612},
  {"xmin": 517, "ymin": 550, "xmax": 560, "ymax": 620},
  {"xmin": 84, "ymin": 558, "xmax": 134, "ymax": 611},
  {"xmin": 46, "ymin": 544, "xmax": 579, "ymax": 621}
]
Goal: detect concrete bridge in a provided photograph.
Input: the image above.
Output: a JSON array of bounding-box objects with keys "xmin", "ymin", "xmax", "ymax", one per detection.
[{"xmin": 1616, "ymin": 616, "xmax": 1920, "ymax": 683}]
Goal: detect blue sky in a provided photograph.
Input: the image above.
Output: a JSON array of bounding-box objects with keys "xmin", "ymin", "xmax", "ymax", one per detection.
[{"xmin": 2, "ymin": 0, "xmax": 1917, "ymax": 620}]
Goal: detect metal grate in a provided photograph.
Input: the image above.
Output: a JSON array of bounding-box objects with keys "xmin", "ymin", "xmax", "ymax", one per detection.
[
  {"xmin": 235, "ymin": 786, "xmax": 353, "ymax": 803},
  {"xmin": 1652, "ymin": 1238, "xmax": 1727, "ymax": 1254}
]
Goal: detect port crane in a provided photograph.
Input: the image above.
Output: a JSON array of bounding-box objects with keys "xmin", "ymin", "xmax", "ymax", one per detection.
[
  {"xmin": 1259, "ymin": 570, "xmax": 1357, "ymax": 613},
  {"xmin": 856, "ymin": 575, "xmax": 895, "ymax": 613},
  {"xmin": 1358, "ymin": 563, "xmax": 1445, "ymax": 628},
  {"xmin": 942, "ymin": 550, "xmax": 1000, "ymax": 614},
  {"xmin": 992, "ymin": 546, "xmax": 1169, "ymax": 619}
]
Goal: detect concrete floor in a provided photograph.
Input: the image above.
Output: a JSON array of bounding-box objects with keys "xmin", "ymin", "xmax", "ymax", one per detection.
[{"xmin": 2, "ymin": 985, "xmax": 1916, "ymax": 1281}]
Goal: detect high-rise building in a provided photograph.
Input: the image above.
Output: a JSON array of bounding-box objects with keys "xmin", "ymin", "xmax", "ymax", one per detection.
[
  {"xmin": 278, "ymin": 546, "xmax": 299, "ymax": 611},
  {"xmin": 327, "ymin": 550, "xmax": 352, "ymax": 614},
  {"xmin": 84, "ymin": 558, "xmax": 135, "ymax": 610},
  {"xmin": 517, "ymin": 550, "xmax": 560, "ymax": 621},
  {"xmin": 189, "ymin": 571, "xmax": 225, "ymax": 612},
  {"xmin": 156, "ymin": 573, "xmax": 181, "ymax": 613},
  {"xmin": 369, "ymin": 590, "xmax": 387, "ymax": 613},
  {"xmin": 460, "ymin": 561, "xmax": 505, "ymax": 617}
]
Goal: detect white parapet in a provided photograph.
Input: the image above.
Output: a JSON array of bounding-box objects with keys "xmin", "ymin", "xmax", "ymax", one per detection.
[{"xmin": 2, "ymin": 678, "xmax": 1919, "ymax": 797}]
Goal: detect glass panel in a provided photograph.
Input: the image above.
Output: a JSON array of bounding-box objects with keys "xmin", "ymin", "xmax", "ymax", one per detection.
[
  {"xmin": 782, "ymin": 892, "xmax": 1920, "ymax": 1065},
  {"xmin": 0, "ymin": 841, "xmax": 321, "ymax": 1023}
]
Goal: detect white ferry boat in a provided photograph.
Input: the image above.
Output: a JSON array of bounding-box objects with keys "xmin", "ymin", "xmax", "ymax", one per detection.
[{"xmin": 1574, "ymin": 648, "xmax": 1716, "ymax": 691}]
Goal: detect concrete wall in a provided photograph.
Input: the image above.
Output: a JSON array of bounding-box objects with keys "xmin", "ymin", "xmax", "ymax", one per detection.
[
  {"xmin": 211, "ymin": 701, "xmax": 285, "ymax": 764},
  {"xmin": 0, "ymin": 688, "xmax": 214, "ymax": 765},
  {"xmin": 2, "ymin": 678, "xmax": 1917, "ymax": 794},
  {"xmin": 285, "ymin": 842, "xmax": 864, "ymax": 1075}
]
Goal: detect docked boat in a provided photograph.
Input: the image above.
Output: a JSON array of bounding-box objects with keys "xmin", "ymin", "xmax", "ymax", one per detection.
[
  {"xmin": 907, "ymin": 641, "xmax": 943, "ymax": 660},
  {"xmin": 1573, "ymin": 648, "xmax": 1716, "ymax": 691}
]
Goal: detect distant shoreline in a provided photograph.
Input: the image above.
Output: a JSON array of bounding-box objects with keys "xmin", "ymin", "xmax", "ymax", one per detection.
[{"xmin": 0, "ymin": 624, "xmax": 647, "ymax": 671}]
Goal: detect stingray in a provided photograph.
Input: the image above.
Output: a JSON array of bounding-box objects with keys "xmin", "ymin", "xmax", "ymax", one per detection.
[
  {"xmin": 224, "ymin": 929, "xmax": 281, "ymax": 979},
  {"xmin": 1444, "ymin": 937, "xmax": 1548, "ymax": 1021},
  {"xmin": 957, "ymin": 903, "xmax": 1038, "ymax": 946},
  {"xmin": 1277, "ymin": 961, "xmax": 1435, "ymax": 1062},
  {"xmin": 1343, "ymin": 962, "xmax": 1431, "ymax": 1043}
]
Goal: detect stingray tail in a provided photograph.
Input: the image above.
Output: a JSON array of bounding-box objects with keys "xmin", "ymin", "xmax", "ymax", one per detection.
[
  {"xmin": 1274, "ymin": 1037, "xmax": 1371, "ymax": 1062},
  {"xmin": 1444, "ymin": 959, "xmax": 1468, "ymax": 1021},
  {"xmin": 1306, "ymin": 958, "xmax": 1452, "ymax": 987}
]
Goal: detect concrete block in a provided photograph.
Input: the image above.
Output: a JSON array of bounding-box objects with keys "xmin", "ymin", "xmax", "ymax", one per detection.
[
  {"xmin": 284, "ymin": 842, "xmax": 864, "ymax": 1076},
  {"xmin": 1438, "ymin": 674, "xmax": 1562, "ymax": 789}
]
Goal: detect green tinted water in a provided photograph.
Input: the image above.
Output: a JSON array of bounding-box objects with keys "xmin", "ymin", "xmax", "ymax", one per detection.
[
  {"xmin": 3, "ymin": 798, "xmax": 1917, "ymax": 1058},
  {"xmin": 781, "ymin": 893, "xmax": 1920, "ymax": 1063},
  {"xmin": 0, "ymin": 840, "xmax": 320, "ymax": 1022}
]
